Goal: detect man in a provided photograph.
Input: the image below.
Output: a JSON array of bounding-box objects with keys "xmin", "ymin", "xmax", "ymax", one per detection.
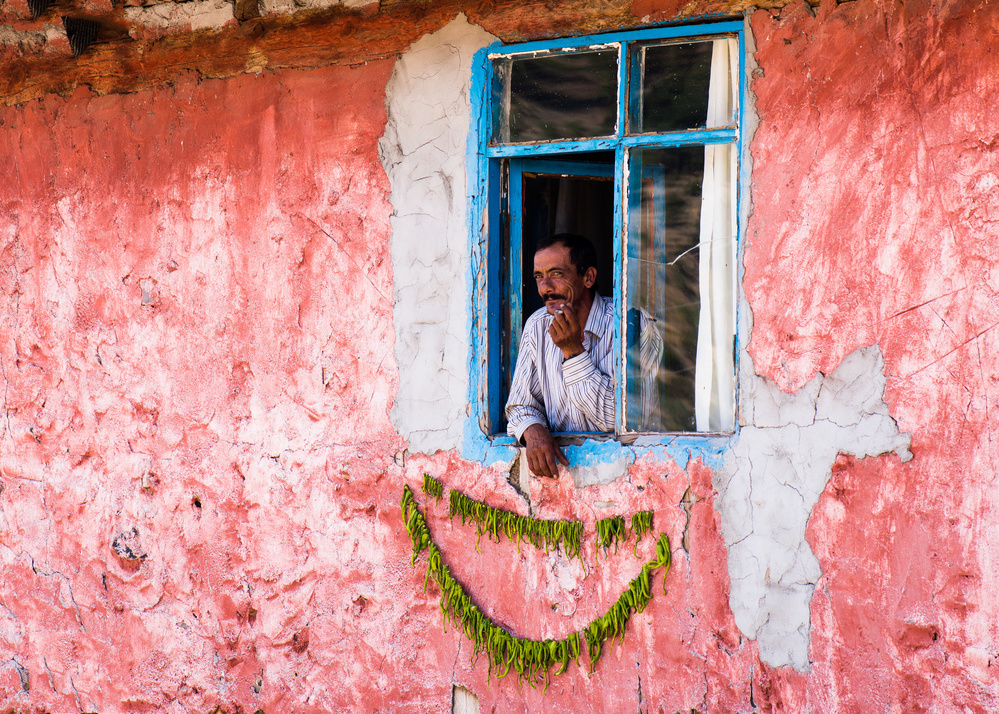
[{"xmin": 506, "ymin": 234, "xmax": 615, "ymax": 479}]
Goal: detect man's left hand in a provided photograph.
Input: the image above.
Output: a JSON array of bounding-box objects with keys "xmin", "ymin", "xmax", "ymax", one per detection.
[{"xmin": 549, "ymin": 302, "xmax": 584, "ymax": 360}]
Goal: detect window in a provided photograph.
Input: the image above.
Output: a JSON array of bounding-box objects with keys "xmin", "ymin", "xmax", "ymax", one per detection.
[{"xmin": 475, "ymin": 22, "xmax": 743, "ymax": 441}]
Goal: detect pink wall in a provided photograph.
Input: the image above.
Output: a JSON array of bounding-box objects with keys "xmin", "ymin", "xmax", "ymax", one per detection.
[
  {"xmin": 746, "ymin": 0, "xmax": 999, "ymax": 708},
  {"xmin": 1, "ymin": 0, "xmax": 998, "ymax": 711},
  {"xmin": 0, "ymin": 64, "xmax": 411, "ymax": 712}
]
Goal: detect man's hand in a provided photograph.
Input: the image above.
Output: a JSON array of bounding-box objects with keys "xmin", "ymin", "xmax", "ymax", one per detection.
[
  {"xmin": 548, "ymin": 302, "xmax": 584, "ymax": 360},
  {"xmin": 522, "ymin": 423, "xmax": 569, "ymax": 479}
]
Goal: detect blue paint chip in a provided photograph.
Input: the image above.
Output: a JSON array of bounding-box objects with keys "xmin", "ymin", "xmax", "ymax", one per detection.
[{"xmin": 563, "ymin": 439, "xmax": 635, "ymax": 467}]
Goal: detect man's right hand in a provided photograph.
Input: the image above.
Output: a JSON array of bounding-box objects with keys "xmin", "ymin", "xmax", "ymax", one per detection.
[{"xmin": 522, "ymin": 423, "xmax": 569, "ymax": 479}]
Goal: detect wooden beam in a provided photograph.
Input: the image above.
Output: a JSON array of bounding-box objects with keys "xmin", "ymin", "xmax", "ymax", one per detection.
[{"xmin": 0, "ymin": 0, "xmax": 776, "ymax": 106}]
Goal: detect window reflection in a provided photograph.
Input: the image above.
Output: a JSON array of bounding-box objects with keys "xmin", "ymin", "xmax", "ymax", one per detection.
[
  {"xmin": 627, "ymin": 146, "xmax": 705, "ymax": 432},
  {"xmin": 638, "ymin": 41, "xmax": 714, "ymax": 133},
  {"xmin": 494, "ymin": 50, "xmax": 618, "ymax": 143}
]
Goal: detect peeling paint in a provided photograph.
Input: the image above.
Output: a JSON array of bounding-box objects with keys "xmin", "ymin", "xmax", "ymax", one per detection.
[
  {"xmin": 563, "ymin": 439, "xmax": 635, "ymax": 487},
  {"xmin": 2, "ymin": 0, "xmax": 999, "ymax": 711}
]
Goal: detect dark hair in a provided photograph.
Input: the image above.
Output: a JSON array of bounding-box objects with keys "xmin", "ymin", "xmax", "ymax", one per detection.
[{"xmin": 535, "ymin": 233, "xmax": 597, "ymax": 277}]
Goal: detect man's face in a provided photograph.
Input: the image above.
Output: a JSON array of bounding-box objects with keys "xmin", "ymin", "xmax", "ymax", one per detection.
[{"xmin": 533, "ymin": 243, "xmax": 595, "ymax": 316}]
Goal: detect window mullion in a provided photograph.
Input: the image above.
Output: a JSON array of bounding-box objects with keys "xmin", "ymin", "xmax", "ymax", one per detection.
[
  {"xmin": 616, "ymin": 42, "xmax": 628, "ymax": 139},
  {"xmin": 613, "ymin": 143, "xmax": 628, "ymax": 435},
  {"xmin": 508, "ymin": 160, "xmax": 525, "ymax": 382},
  {"xmin": 487, "ymin": 158, "xmax": 505, "ymax": 432}
]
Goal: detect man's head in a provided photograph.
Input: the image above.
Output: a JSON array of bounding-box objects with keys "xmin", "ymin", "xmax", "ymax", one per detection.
[{"xmin": 533, "ymin": 233, "xmax": 598, "ymax": 316}]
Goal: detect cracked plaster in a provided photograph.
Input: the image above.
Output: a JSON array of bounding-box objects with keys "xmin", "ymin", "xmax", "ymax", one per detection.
[
  {"xmin": 378, "ymin": 15, "xmax": 914, "ymax": 675},
  {"xmin": 707, "ymin": 23, "xmax": 913, "ymax": 671},
  {"xmin": 0, "ymin": 3, "xmax": 978, "ymax": 708},
  {"xmin": 718, "ymin": 343, "xmax": 912, "ymax": 671},
  {"xmin": 380, "ymin": 14, "xmax": 496, "ymax": 455}
]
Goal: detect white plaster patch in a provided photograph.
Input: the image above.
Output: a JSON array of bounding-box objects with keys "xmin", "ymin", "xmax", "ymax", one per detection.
[
  {"xmin": 379, "ymin": 15, "xmax": 496, "ymax": 454},
  {"xmin": 716, "ymin": 345, "xmax": 912, "ymax": 671},
  {"xmin": 563, "ymin": 442, "xmax": 635, "ymax": 488},
  {"xmin": 124, "ymin": 0, "xmax": 234, "ymax": 31},
  {"xmin": 452, "ymin": 685, "xmax": 480, "ymax": 714}
]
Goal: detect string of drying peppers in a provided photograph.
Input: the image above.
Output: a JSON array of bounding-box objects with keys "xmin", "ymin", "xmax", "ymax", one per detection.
[
  {"xmin": 401, "ymin": 485, "xmax": 672, "ymax": 688},
  {"xmin": 448, "ymin": 488, "xmax": 584, "ymax": 561},
  {"xmin": 630, "ymin": 510, "xmax": 654, "ymax": 556},
  {"xmin": 595, "ymin": 515, "xmax": 627, "ymax": 556},
  {"xmin": 583, "ymin": 531, "xmax": 670, "ymax": 671},
  {"xmin": 422, "ymin": 473, "xmax": 444, "ymax": 501}
]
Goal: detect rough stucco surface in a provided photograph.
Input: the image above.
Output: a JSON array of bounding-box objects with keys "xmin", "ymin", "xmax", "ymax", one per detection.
[
  {"xmin": 399, "ymin": 450, "xmax": 761, "ymax": 713},
  {"xmin": 742, "ymin": 0, "xmax": 999, "ymax": 708},
  {"xmin": 123, "ymin": 0, "xmax": 236, "ymax": 33},
  {"xmin": 381, "ymin": 14, "xmax": 496, "ymax": 456},
  {"xmin": 1, "ymin": 0, "xmax": 998, "ymax": 711},
  {"xmin": 0, "ymin": 21, "xmax": 762, "ymax": 712},
  {"xmin": 0, "ymin": 64, "xmax": 409, "ymax": 712}
]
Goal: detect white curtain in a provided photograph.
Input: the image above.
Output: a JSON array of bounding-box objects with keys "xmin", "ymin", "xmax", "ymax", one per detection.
[{"xmin": 694, "ymin": 38, "xmax": 739, "ymax": 432}]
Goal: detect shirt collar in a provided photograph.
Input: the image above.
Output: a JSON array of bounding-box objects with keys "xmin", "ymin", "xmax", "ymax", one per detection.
[{"xmin": 583, "ymin": 293, "xmax": 610, "ymax": 341}]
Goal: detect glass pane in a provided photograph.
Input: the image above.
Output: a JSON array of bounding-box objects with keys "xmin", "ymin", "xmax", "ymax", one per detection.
[
  {"xmin": 638, "ymin": 41, "xmax": 715, "ymax": 133},
  {"xmin": 625, "ymin": 146, "xmax": 704, "ymax": 432},
  {"xmin": 494, "ymin": 50, "xmax": 618, "ymax": 143}
]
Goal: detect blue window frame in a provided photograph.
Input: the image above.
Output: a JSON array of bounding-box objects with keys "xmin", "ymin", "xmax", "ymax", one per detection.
[{"xmin": 468, "ymin": 21, "xmax": 745, "ymax": 460}]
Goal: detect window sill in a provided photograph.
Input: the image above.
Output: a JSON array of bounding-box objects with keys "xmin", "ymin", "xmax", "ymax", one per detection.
[{"xmin": 468, "ymin": 423, "xmax": 736, "ymax": 474}]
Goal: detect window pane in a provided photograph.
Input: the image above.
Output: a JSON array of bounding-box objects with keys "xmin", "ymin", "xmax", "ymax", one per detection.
[
  {"xmin": 625, "ymin": 144, "xmax": 735, "ymax": 433},
  {"xmin": 636, "ymin": 41, "xmax": 718, "ymax": 133},
  {"xmin": 494, "ymin": 50, "xmax": 618, "ymax": 143}
]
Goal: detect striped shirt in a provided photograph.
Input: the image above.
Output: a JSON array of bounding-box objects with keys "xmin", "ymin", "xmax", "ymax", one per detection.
[{"xmin": 506, "ymin": 293, "xmax": 615, "ymax": 441}]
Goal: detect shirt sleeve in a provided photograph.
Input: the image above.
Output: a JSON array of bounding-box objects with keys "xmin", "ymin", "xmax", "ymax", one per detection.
[
  {"xmin": 561, "ymin": 349, "xmax": 615, "ymax": 431},
  {"xmin": 506, "ymin": 323, "xmax": 548, "ymax": 442}
]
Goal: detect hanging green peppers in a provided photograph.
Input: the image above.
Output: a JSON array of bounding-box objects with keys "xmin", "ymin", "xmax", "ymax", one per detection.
[
  {"xmin": 422, "ymin": 473, "xmax": 444, "ymax": 501},
  {"xmin": 447, "ymin": 489, "xmax": 583, "ymax": 562},
  {"xmin": 595, "ymin": 515, "xmax": 626, "ymax": 556},
  {"xmin": 630, "ymin": 510, "xmax": 654, "ymax": 556},
  {"xmin": 401, "ymin": 485, "xmax": 673, "ymax": 687}
]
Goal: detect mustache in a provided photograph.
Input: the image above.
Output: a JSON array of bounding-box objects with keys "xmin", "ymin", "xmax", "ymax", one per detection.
[{"xmin": 544, "ymin": 294, "xmax": 568, "ymax": 301}]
